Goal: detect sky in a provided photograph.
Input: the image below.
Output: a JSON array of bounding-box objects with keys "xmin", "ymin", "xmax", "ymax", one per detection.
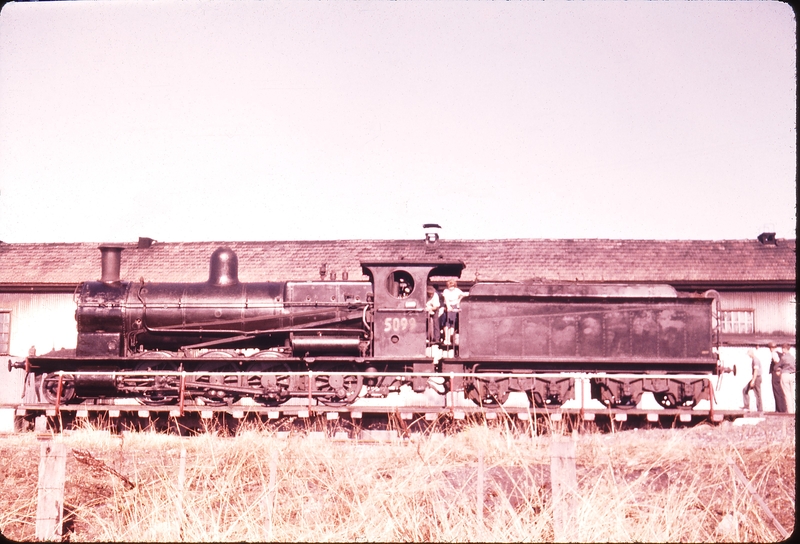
[{"xmin": 0, "ymin": 0, "xmax": 795, "ymax": 244}]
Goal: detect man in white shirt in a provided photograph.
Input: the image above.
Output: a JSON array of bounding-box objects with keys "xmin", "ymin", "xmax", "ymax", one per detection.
[{"xmin": 742, "ymin": 349, "xmax": 762, "ymax": 412}]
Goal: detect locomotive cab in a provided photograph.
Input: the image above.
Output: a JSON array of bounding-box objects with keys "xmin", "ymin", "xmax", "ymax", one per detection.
[{"xmin": 361, "ymin": 260, "xmax": 464, "ymax": 359}]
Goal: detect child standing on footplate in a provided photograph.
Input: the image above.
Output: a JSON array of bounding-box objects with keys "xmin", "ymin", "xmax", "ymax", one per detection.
[{"xmin": 441, "ymin": 279, "xmax": 467, "ymax": 347}]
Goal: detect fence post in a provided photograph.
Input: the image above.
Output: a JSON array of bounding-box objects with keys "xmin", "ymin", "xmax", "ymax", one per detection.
[
  {"xmin": 36, "ymin": 441, "xmax": 66, "ymax": 541},
  {"xmin": 175, "ymin": 447, "xmax": 186, "ymax": 539},
  {"xmin": 476, "ymin": 450, "xmax": 485, "ymax": 527},
  {"xmin": 550, "ymin": 438, "xmax": 577, "ymax": 542},
  {"xmin": 263, "ymin": 449, "xmax": 278, "ymax": 540}
]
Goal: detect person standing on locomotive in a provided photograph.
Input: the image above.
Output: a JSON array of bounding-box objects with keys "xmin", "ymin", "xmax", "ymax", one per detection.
[
  {"xmin": 442, "ymin": 279, "xmax": 467, "ymax": 347},
  {"xmin": 425, "ymin": 285, "xmax": 442, "ymax": 344},
  {"xmin": 769, "ymin": 342, "xmax": 787, "ymax": 413},
  {"xmin": 742, "ymin": 349, "xmax": 763, "ymax": 413}
]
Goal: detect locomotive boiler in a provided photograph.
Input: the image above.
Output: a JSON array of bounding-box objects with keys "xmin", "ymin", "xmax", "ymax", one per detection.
[{"xmin": 20, "ymin": 245, "xmax": 722, "ymax": 411}]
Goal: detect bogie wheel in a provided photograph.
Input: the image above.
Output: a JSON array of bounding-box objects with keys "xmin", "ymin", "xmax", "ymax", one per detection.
[
  {"xmin": 527, "ymin": 390, "xmax": 546, "ymax": 409},
  {"xmin": 316, "ymin": 364, "xmax": 363, "ymax": 407},
  {"xmin": 654, "ymin": 392, "xmax": 679, "ymax": 409},
  {"xmin": 133, "ymin": 356, "xmax": 180, "ymax": 405},
  {"xmin": 466, "ymin": 378, "xmax": 510, "ymax": 407},
  {"xmin": 617, "ymin": 392, "xmax": 643, "ymax": 409},
  {"xmin": 40, "ymin": 373, "xmax": 77, "ymax": 404},
  {"xmin": 526, "ymin": 389, "xmax": 570, "ymax": 409}
]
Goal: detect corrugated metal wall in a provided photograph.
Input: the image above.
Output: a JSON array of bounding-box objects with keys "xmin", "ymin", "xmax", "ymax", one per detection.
[
  {"xmin": 0, "ymin": 293, "xmax": 78, "ymax": 406},
  {"xmin": 0, "ymin": 293, "xmax": 77, "ymax": 357},
  {"xmin": 718, "ymin": 291, "xmax": 795, "ymax": 335}
]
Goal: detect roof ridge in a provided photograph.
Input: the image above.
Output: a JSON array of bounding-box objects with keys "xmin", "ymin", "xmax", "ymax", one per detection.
[{"xmin": 0, "ymin": 237, "xmax": 796, "ymax": 246}]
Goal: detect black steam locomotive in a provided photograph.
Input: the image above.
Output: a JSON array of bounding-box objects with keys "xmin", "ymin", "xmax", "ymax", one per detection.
[{"xmin": 20, "ymin": 246, "xmax": 722, "ymax": 410}]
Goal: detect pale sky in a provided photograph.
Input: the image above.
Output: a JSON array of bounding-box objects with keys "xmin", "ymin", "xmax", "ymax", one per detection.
[{"xmin": 0, "ymin": 0, "xmax": 795, "ymax": 244}]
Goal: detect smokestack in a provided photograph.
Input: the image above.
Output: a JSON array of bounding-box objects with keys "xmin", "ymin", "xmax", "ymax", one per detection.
[{"xmin": 98, "ymin": 245, "xmax": 125, "ymax": 284}]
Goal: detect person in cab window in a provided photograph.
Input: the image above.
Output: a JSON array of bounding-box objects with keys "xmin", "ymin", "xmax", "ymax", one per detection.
[
  {"xmin": 397, "ymin": 276, "xmax": 412, "ymax": 298},
  {"xmin": 442, "ymin": 279, "xmax": 467, "ymax": 346}
]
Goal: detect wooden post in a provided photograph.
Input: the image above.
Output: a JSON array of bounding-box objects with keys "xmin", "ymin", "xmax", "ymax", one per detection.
[
  {"xmin": 476, "ymin": 450, "xmax": 485, "ymax": 527},
  {"xmin": 708, "ymin": 378, "xmax": 715, "ymax": 420},
  {"xmin": 263, "ymin": 449, "xmax": 278, "ymax": 540},
  {"xmin": 36, "ymin": 441, "xmax": 66, "ymax": 541},
  {"xmin": 54, "ymin": 375, "xmax": 63, "ymax": 418},
  {"xmin": 178, "ymin": 373, "xmax": 186, "ymax": 417},
  {"xmin": 175, "ymin": 447, "xmax": 186, "ymax": 539},
  {"xmin": 550, "ymin": 438, "xmax": 578, "ymax": 542},
  {"xmin": 34, "ymin": 415, "xmax": 48, "ymax": 436},
  {"xmin": 307, "ymin": 370, "xmax": 313, "ymax": 414}
]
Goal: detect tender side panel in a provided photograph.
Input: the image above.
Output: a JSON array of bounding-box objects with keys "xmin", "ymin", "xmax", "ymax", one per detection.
[{"xmin": 460, "ymin": 285, "xmax": 714, "ymax": 367}]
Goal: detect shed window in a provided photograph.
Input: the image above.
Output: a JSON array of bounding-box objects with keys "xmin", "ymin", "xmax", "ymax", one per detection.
[
  {"xmin": 720, "ymin": 310, "xmax": 754, "ymax": 334},
  {"xmin": 0, "ymin": 311, "xmax": 9, "ymax": 355}
]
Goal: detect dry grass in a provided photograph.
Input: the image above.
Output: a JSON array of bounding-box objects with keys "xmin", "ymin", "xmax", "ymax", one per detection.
[{"xmin": 0, "ymin": 416, "xmax": 794, "ymax": 542}]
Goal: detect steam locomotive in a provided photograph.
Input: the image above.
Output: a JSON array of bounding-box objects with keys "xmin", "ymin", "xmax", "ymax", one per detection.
[{"xmin": 19, "ymin": 246, "xmax": 722, "ymax": 410}]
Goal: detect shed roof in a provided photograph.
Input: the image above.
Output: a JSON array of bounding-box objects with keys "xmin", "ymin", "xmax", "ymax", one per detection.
[{"xmin": 0, "ymin": 237, "xmax": 795, "ymax": 289}]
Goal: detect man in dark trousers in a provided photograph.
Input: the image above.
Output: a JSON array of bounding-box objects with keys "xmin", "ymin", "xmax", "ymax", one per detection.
[
  {"xmin": 779, "ymin": 344, "xmax": 795, "ymax": 413},
  {"xmin": 769, "ymin": 343, "xmax": 787, "ymax": 412}
]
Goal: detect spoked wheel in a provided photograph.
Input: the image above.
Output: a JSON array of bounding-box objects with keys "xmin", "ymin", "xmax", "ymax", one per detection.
[
  {"xmin": 133, "ymin": 353, "xmax": 180, "ymax": 405},
  {"xmin": 245, "ymin": 353, "xmax": 292, "ymax": 407},
  {"xmin": 315, "ymin": 364, "xmax": 363, "ymax": 407},
  {"xmin": 191, "ymin": 352, "xmax": 241, "ymax": 406},
  {"xmin": 40, "ymin": 373, "xmax": 77, "ymax": 404},
  {"xmin": 466, "ymin": 377, "xmax": 510, "ymax": 407}
]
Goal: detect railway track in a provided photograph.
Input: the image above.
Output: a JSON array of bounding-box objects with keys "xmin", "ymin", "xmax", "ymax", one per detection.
[{"xmin": 5, "ymin": 369, "xmax": 757, "ymax": 434}]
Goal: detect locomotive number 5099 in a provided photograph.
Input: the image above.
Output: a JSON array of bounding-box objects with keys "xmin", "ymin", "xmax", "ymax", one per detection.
[{"xmin": 384, "ymin": 317, "xmax": 417, "ymax": 332}]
